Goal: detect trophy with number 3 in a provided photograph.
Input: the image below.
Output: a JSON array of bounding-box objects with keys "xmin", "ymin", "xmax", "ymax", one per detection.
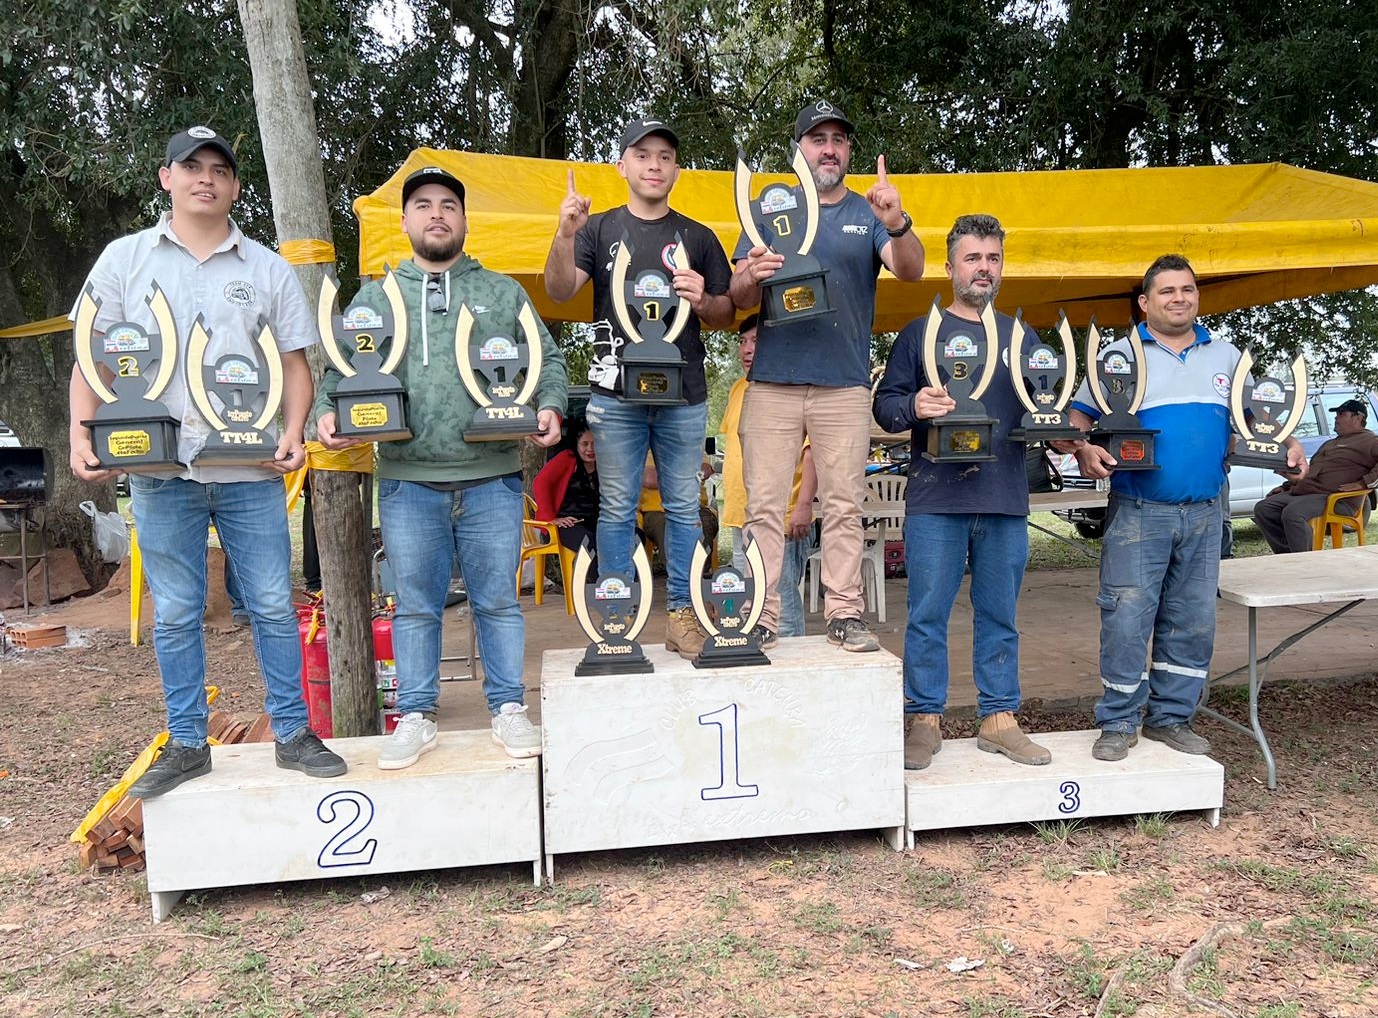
[{"xmin": 1229, "ymin": 350, "xmax": 1307, "ymax": 473}]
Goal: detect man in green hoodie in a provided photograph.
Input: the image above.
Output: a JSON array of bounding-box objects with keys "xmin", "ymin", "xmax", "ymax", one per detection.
[{"xmin": 318, "ymin": 166, "xmax": 568, "ymax": 769}]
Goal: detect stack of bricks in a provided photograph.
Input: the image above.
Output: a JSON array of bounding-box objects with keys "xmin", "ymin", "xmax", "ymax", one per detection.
[{"xmin": 77, "ymin": 711, "xmax": 274, "ymax": 873}]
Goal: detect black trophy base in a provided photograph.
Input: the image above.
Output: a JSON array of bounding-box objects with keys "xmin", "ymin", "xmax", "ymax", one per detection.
[
  {"xmin": 762, "ymin": 269, "xmax": 832, "ymax": 327},
  {"xmin": 1009, "ymin": 413, "xmax": 1086, "ymax": 444},
  {"xmin": 85, "ymin": 416, "xmax": 182, "ymax": 470},
  {"xmin": 922, "ymin": 416, "xmax": 998, "ymax": 464},
  {"xmin": 464, "ymin": 408, "xmax": 539, "ymax": 443},
  {"xmin": 1090, "ymin": 429, "xmax": 1160, "ymax": 471},
  {"xmin": 692, "ymin": 633, "xmax": 770, "ymax": 669},
  {"xmin": 193, "ymin": 431, "xmax": 279, "ymax": 466},
  {"xmin": 1229, "ymin": 447, "xmax": 1299, "ymax": 474},
  {"xmin": 333, "ymin": 391, "xmax": 411, "ymax": 443},
  {"xmin": 619, "ymin": 362, "xmax": 686, "ymax": 406},
  {"xmin": 575, "ymin": 641, "xmax": 654, "ymax": 676}
]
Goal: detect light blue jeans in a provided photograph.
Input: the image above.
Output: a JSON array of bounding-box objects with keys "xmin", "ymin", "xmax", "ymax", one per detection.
[
  {"xmin": 129, "ymin": 475, "xmax": 306, "ymax": 746},
  {"xmin": 378, "ymin": 476, "xmax": 526, "ymax": 715},
  {"xmin": 586, "ymin": 394, "xmax": 708, "ymax": 611},
  {"xmin": 1095, "ymin": 495, "xmax": 1220, "ymax": 732},
  {"xmin": 731, "ymin": 525, "xmax": 810, "ymax": 637},
  {"xmin": 903, "ymin": 513, "xmax": 1028, "ymax": 718}
]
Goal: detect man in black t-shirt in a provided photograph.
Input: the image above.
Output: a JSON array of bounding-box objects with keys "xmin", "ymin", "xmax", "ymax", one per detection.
[{"xmin": 545, "ymin": 117, "xmax": 734, "ymax": 659}]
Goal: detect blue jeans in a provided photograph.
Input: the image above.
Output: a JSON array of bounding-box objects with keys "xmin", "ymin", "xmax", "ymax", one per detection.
[
  {"xmin": 129, "ymin": 475, "xmax": 306, "ymax": 746},
  {"xmin": 903, "ymin": 513, "xmax": 1028, "ymax": 718},
  {"xmin": 730, "ymin": 525, "xmax": 810, "ymax": 637},
  {"xmin": 378, "ymin": 476, "xmax": 525, "ymax": 715},
  {"xmin": 587, "ymin": 394, "xmax": 708, "ymax": 611},
  {"xmin": 1095, "ymin": 495, "xmax": 1221, "ymax": 732}
]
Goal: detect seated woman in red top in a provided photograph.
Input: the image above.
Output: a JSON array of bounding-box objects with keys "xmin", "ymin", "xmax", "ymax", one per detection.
[{"xmin": 533, "ymin": 426, "xmax": 600, "ymax": 554}]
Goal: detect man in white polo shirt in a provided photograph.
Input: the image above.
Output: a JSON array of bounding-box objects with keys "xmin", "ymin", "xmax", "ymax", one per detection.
[{"xmin": 68, "ymin": 126, "xmax": 346, "ymax": 796}]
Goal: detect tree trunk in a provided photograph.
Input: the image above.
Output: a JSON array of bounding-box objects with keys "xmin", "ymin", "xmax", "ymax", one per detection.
[{"xmin": 236, "ymin": 0, "xmax": 376, "ymax": 737}]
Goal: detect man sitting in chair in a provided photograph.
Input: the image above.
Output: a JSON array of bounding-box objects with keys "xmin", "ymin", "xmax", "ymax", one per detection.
[{"xmin": 1253, "ymin": 399, "xmax": 1378, "ymax": 553}]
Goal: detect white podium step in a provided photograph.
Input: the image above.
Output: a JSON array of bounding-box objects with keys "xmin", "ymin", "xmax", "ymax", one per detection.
[
  {"xmin": 143, "ymin": 731, "xmax": 542, "ymax": 921},
  {"xmin": 540, "ymin": 636, "xmax": 905, "ymax": 878},
  {"xmin": 905, "ymin": 729, "xmax": 1223, "ymax": 846}
]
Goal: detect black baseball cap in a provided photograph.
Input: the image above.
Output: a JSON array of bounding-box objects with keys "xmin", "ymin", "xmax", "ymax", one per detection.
[
  {"xmin": 1333, "ymin": 398, "xmax": 1368, "ymax": 419},
  {"xmin": 165, "ymin": 126, "xmax": 237, "ymax": 174},
  {"xmin": 402, "ymin": 166, "xmax": 466, "ymax": 207},
  {"xmin": 620, "ymin": 117, "xmax": 679, "ymax": 152},
  {"xmin": 738, "ymin": 313, "xmax": 760, "ymax": 336},
  {"xmin": 793, "ymin": 100, "xmax": 855, "ymax": 141}
]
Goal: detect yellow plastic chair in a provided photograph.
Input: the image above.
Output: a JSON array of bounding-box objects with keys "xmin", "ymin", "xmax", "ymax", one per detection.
[
  {"xmin": 517, "ymin": 495, "xmax": 576, "ymax": 615},
  {"xmin": 1310, "ymin": 487, "xmax": 1375, "ymax": 550}
]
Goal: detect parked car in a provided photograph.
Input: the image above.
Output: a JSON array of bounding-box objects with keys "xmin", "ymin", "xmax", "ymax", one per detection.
[
  {"xmin": 1049, "ymin": 382, "xmax": 1378, "ymax": 539},
  {"xmin": 0, "ymin": 421, "xmax": 18, "ymax": 447}
]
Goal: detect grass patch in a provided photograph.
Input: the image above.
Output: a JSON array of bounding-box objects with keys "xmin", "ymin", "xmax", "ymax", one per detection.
[
  {"xmin": 904, "ymin": 866, "xmax": 966, "ymax": 908},
  {"xmin": 1121, "ymin": 874, "xmax": 1175, "ymax": 911},
  {"xmin": 1134, "ymin": 813, "xmax": 1172, "ymax": 838},
  {"xmin": 1031, "ymin": 819, "xmax": 1086, "ymax": 846}
]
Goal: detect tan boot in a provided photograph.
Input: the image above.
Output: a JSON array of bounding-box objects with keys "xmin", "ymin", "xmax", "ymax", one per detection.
[
  {"xmin": 664, "ymin": 607, "xmax": 707, "ymax": 660},
  {"xmin": 977, "ymin": 711, "xmax": 1051, "ymax": 766},
  {"xmin": 904, "ymin": 713, "xmax": 943, "ymax": 770}
]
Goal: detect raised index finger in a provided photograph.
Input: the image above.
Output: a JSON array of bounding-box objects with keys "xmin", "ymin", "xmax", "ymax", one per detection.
[
  {"xmin": 876, "ymin": 154, "xmax": 888, "ymax": 184},
  {"xmin": 567, "ymin": 168, "xmax": 577, "ymax": 195}
]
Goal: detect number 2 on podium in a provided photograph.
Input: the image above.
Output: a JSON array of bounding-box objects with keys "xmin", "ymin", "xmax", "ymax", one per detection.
[
  {"xmin": 698, "ymin": 703, "xmax": 760, "ymax": 801},
  {"xmin": 317, "ymin": 790, "xmax": 379, "ymax": 868}
]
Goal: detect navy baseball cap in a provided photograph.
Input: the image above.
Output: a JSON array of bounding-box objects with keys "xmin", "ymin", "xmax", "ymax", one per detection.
[
  {"xmin": 165, "ymin": 126, "xmax": 237, "ymax": 175},
  {"xmin": 402, "ymin": 166, "xmax": 466, "ymax": 207}
]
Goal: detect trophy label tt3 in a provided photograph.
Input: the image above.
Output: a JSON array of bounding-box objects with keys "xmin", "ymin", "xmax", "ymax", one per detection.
[
  {"xmin": 1009, "ymin": 309, "xmax": 1084, "ymax": 443},
  {"xmin": 186, "ymin": 316, "xmax": 285, "ymax": 465},
  {"xmin": 317, "ymin": 267, "xmax": 412, "ymax": 442},
  {"xmin": 1229, "ymin": 350, "xmax": 1307, "ymax": 473},
  {"xmin": 1084, "ymin": 323, "xmax": 1159, "ymax": 471},
  {"xmin": 72, "ymin": 282, "xmax": 182, "ymax": 469},
  {"xmin": 572, "ymin": 543, "xmax": 654, "ymax": 676},
  {"xmin": 919, "ymin": 297, "xmax": 998, "ymax": 463},
  {"xmin": 455, "ymin": 301, "xmax": 543, "ymax": 442},
  {"xmin": 610, "ymin": 230, "xmax": 689, "ymax": 405}
]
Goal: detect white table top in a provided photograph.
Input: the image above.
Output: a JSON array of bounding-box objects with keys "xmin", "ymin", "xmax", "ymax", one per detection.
[
  {"xmin": 1217, "ymin": 544, "xmax": 1378, "ymax": 607},
  {"xmin": 1029, "ymin": 490, "xmax": 1109, "ymax": 513}
]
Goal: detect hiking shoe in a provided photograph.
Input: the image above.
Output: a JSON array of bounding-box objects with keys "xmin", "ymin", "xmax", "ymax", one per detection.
[
  {"xmin": 1092, "ymin": 730, "xmax": 1138, "ymax": 761},
  {"xmin": 275, "ymin": 728, "xmax": 348, "ymax": 777},
  {"xmin": 231, "ymin": 611, "xmax": 251, "ymax": 628},
  {"xmin": 755, "ymin": 627, "xmax": 779, "ymax": 652},
  {"xmin": 377, "ymin": 712, "xmax": 438, "ymax": 770},
  {"xmin": 977, "ymin": 711, "xmax": 1051, "ymax": 765},
  {"xmin": 665, "ymin": 606, "xmax": 708, "ymax": 659},
  {"xmin": 904, "ymin": 713, "xmax": 942, "ymax": 770},
  {"xmin": 493, "ymin": 703, "xmax": 541, "ymax": 758},
  {"xmin": 827, "ymin": 616, "xmax": 880, "ymax": 652},
  {"xmin": 1143, "ymin": 723, "xmax": 1211, "ymax": 755},
  {"xmin": 128, "ymin": 739, "xmax": 211, "ymax": 799}
]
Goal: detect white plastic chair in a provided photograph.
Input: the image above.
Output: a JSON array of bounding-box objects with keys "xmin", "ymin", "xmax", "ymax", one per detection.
[{"xmin": 807, "ymin": 517, "xmax": 887, "ymax": 622}]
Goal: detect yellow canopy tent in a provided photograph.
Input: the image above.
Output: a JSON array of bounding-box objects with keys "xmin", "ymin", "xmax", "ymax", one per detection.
[{"xmin": 354, "ymin": 150, "xmax": 1378, "ymax": 330}]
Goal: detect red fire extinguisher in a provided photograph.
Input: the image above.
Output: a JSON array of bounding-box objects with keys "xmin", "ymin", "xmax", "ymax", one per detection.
[
  {"xmin": 298, "ymin": 603, "xmax": 332, "ymax": 738},
  {"xmin": 373, "ymin": 612, "xmax": 401, "ymax": 733}
]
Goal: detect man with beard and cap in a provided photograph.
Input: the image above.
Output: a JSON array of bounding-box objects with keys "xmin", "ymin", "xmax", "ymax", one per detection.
[
  {"xmin": 69, "ymin": 126, "xmax": 347, "ymax": 796},
  {"xmin": 874, "ymin": 214, "xmax": 1051, "ymax": 770},
  {"xmin": 544, "ymin": 117, "xmax": 734, "ymax": 661},
  {"xmin": 317, "ymin": 166, "xmax": 568, "ymax": 769},
  {"xmin": 729, "ymin": 100, "xmax": 924, "ymax": 652}
]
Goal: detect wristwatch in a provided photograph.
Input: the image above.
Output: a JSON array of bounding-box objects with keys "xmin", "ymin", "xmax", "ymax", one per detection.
[{"xmin": 886, "ymin": 211, "xmax": 913, "ymax": 238}]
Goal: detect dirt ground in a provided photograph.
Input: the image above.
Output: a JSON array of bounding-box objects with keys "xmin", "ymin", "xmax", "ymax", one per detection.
[{"xmin": 1, "ymin": 599, "xmax": 1375, "ymax": 1017}]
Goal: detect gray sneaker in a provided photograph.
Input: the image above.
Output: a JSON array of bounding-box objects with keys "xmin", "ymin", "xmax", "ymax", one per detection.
[
  {"xmin": 755, "ymin": 627, "xmax": 779, "ymax": 652},
  {"xmin": 492, "ymin": 703, "xmax": 541, "ymax": 759},
  {"xmin": 1092, "ymin": 730, "xmax": 1138, "ymax": 761},
  {"xmin": 1143, "ymin": 723, "xmax": 1211, "ymax": 755},
  {"xmin": 827, "ymin": 616, "xmax": 880, "ymax": 652},
  {"xmin": 377, "ymin": 712, "xmax": 438, "ymax": 770}
]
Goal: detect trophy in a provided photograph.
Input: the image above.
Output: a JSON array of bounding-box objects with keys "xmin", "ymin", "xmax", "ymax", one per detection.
[
  {"xmin": 572, "ymin": 543, "xmax": 655, "ymax": 675},
  {"xmin": 688, "ymin": 536, "xmax": 770, "ymax": 668},
  {"xmin": 72, "ymin": 283, "xmax": 182, "ymax": 469},
  {"xmin": 186, "ymin": 317, "xmax": 285, "ymax": 465},
  {"xmin": 610, "ymin": 231, "xmax": 689, "ymax": 405},
  {"xmin": 919, "ymin": 296, "xmax": 998, "ymax": 463},
  {"xmin": 734, "ymin": 144, "xmax": 831, "ymax": 326},
  {"xmin": 317, "ymin": 268, "xmax": 411, "ymax": 442},
  {"xmin": 1229, "ymin": 350, "xmax": 1307, "ymax": 473},
  {"xmin": 1084, "ymin": 322, "xmax": 1159, "ymax": 470},
  {"xmin": 455, "ymin": 301, "xmax": 544, "ymax": 441},
  {"xmin": 1008, "ymin": 310, "xmax": 1084, "ymax": 443}
]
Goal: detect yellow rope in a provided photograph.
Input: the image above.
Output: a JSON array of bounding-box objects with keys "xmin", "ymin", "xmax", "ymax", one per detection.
[
  {"xmin": 279, "ymin": 239, "xmax": 336, "ymax": 265},
  {"xmin": 0, "ymin": 315, "xmax": 72, "ymax": 339}
]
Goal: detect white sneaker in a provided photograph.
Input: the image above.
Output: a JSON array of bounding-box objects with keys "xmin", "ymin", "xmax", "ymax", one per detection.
[
  {"xmin": 377, "ymin": 712, "xmax": 438, "ymax": 770},
  {"xmin": 492, "ymin": 703, "xmax": 541, "ymax": 759}
]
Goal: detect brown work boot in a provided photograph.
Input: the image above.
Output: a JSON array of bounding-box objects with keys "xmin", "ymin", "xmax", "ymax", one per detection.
[
  {"xmin": 976, "ymin": 711, "xmax": 1051, "ymax": 766},
  {"xmin": 904, "ymin": 713, "xmax": 942, "ymax": 770},
  {"xmin": 664, "ymin": 606, "xmax": 707, "ymax": 660}
]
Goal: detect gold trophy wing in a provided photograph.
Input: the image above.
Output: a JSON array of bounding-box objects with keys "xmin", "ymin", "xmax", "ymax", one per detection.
[
  {"xmin": 920, "ymin": 295, "xmax": 944, "ymax": 393},
  {"xmin": 73, "ymin": 286, "xmax": 116, "ymax": 404},
  {"xmin": 1052, "ymin": 311, "xmax": 1078, "ymax": 412},
  {"xmin": 144, "ymin": 285, "xmax": 179, "ymax": 402},
  {"xmin": 185, "ymin": 316, "xmax": 226, "ymax": 430},
  {"xmin": 1084, "ymin": 320, "xmax": 1114, "ymax": 417},
  {"xmin": 1122, "ymin": 320, "xmax": 1149, "ymax": 415},
  {"xmin": 1228, "ymin": 348, "xmax": 1255, "ymax": 440},
  {"xmin": 1276, "ymin": 353, "xmax": 1309, "ymax": 442},
  {"xmin": 657, "ymin": 235, "xmax": 693, "ymax": 348},
  {"xmin": 971, "ymin": 300, "xmax": 1001, "ymax": 401},
  {"xmin": 251, "ymin": 322, "xmax": 286, "ymax": 431},
  {"xmin": 315, "ymin": 275, "xmax": 357, "ymax": 379},
  {"xmin": 609, "ymin": 236, "xmax": 644, "ymax": 346},
  {"xmin": 378, "ymin": 267, "xmax": 410, "ymax": 377},
  {"xmin": 790, "ymin": 143, "xmax": 821, "ymax": 256},
  {"xmin": 733, "ymin": 150, "xmax": 768, "ymax": 252},
  {"xmin": 453, "ymin": 303, "xmax": 491, "ymax": 407},
  {"xmin": 625, "ymin": 544, "xmax": 655, "ymax": 644},
  {"xmin": 741, "ymin": 537, "xmax": 768, "ymax": 633},
  {"xmin": 688, "ymin": 542, "xmax": 721, "ymax": 637},
  {"xmin": 570, "ymin": 544, "xmax": 601, "ymax": 642},
  {"xmin": 513, "ymin": 301, "xmax": 544, "ymax": 406},
  {"xmin": 1010, "ymin": 308, "xmax": 1042, "ymax": 417}
]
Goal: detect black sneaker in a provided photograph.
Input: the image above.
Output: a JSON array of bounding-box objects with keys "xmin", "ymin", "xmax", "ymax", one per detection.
[
  {"xmin": 128, "ymin": 739, "xmax": 212, "ymax": 799},
  {"xmin": 1092, "ymin": 730, "xmax": 1138, "ymax": 761},
  {"xmin": 1142, "ymin": 723, "xmax": 1211, "ymax": 755},
  {"xmin": 755, "ymin": 627, "xmax": 779, "ymax": 652},
  {"xmin": 827, "ymin": 617, "xmax": 880, "ymax": 652},
  {"xmin": 276, "ymin": 728, "xmax": 348, "ymax": 777}
]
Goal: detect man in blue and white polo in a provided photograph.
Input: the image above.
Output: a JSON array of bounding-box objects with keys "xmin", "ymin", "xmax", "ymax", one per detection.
[{"xmin": 1057, "ymin": 254, "xmax": 1306, "ymax": 761}]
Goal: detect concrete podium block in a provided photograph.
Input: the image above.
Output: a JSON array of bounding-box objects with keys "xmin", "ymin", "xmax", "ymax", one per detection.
[
  {"xmin": 143, "ymin": 731, "xmax": 541, "ymax": 922},
  {"xmin": 905, "ymin": 730, "xmax": 1222, "ymax": 846},
  {"xmin": 540, "ymin": 636, "xmax": 905, "ymax": 877}
]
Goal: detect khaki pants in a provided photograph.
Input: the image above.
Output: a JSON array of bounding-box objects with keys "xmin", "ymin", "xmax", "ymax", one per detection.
[{"xmin": 741, "ymin": 382, "xmax": 871, "ymax": 628}]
